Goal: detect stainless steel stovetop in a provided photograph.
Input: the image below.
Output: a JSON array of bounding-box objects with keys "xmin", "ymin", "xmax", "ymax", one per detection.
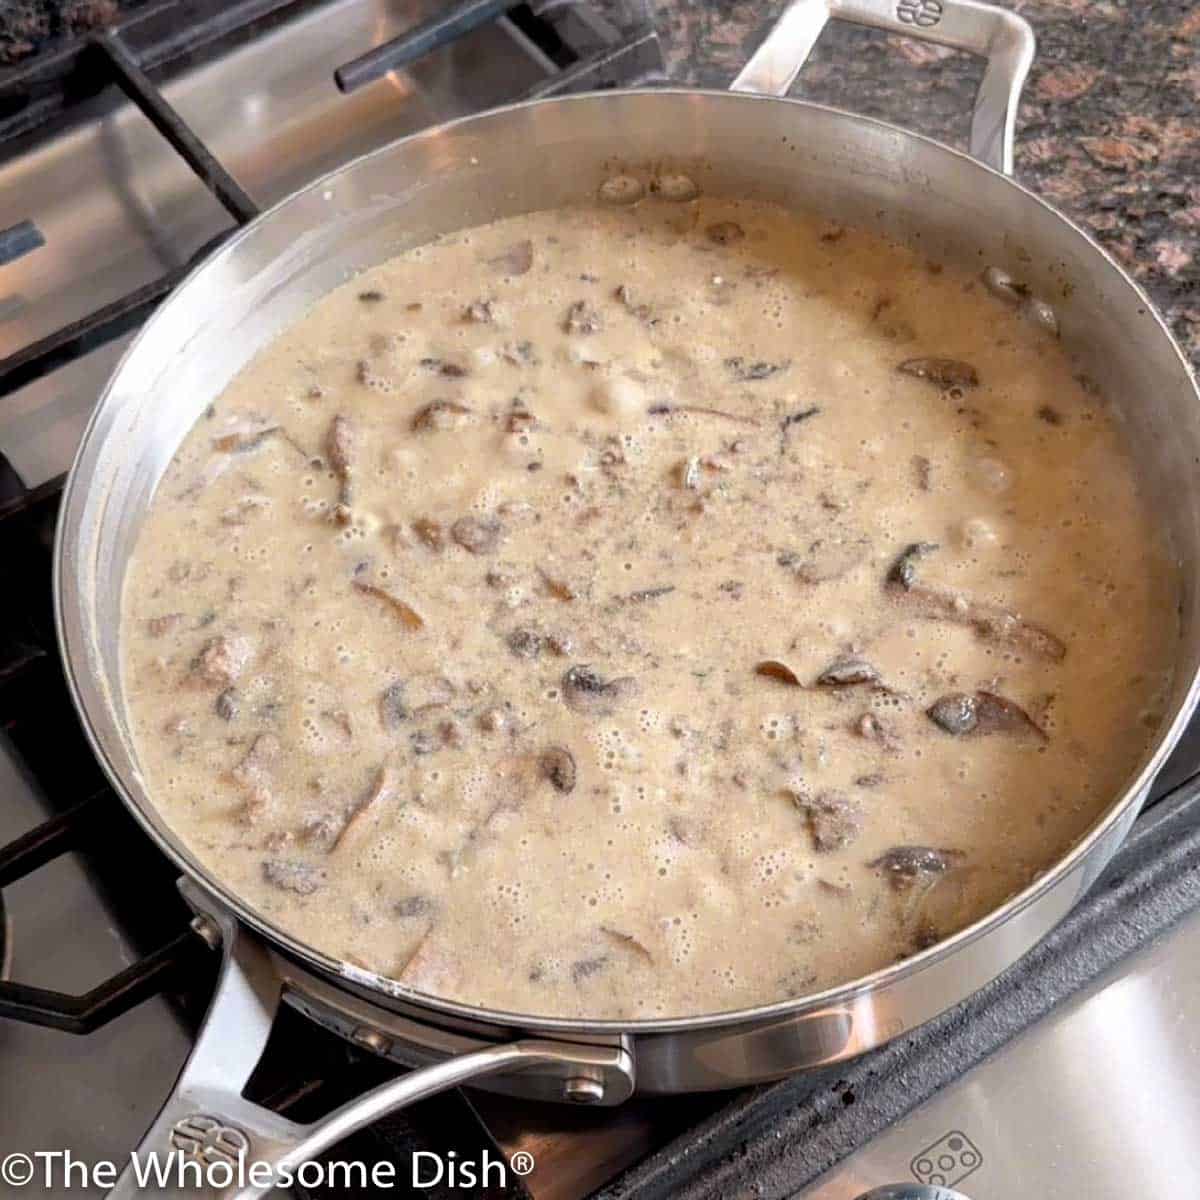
[{"xmin": 2, "ymin": 4, "xmax": 1200, "ymax": 1199}]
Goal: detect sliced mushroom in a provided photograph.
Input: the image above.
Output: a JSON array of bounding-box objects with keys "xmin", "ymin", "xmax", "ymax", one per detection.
[
  {"xmin": 412, "ymin": 517, "xmax": 444, "ymax": 550},
  {"xmin": 647, "ymin": 403, "xmax": 760, "ymax": 428},
  {"xmin": 539, "ymin": 746, "xmax": 577, "ymax": 794},
  {"xmin": 885, "ymin": 541, "xmax": 940, "ymax": 590},
  {"xmin": 793, "ymin": 789, "xmax": 864, "ymax": 852},
  {"xmin": 411, "ymin": 401, "xmax": 475, "ymax": 433},
  {"xmin": 395, "ymin": 894, "xmax": 435, "ymax": 919},
  {"xmin": 213, "ymin": 425, "xmax": 280, "ymax": 454},
  {"xmin": 331, "ymin": 764, "xmax": 398, "ymax": 852},
  {"xmin": 754, "ymin": 660, "xmax": 802, "ymax": 686},
  {"xmin": 451, "ymin": 515, "xmax": 503, "ymax": 555},
  {"xmin": 869, "ymin": 846, "xmax": 960, "ymax": 892},
  {"xmin": 262, "ymin": 859, "xmax": 325, "ymax": 896},
  {"xmin": 326, "ymin": 414, "xmax": 355, "ymax": 506},
  {"xmin": 379, "ymin": 680, "xmax": 409, "ymax": 730},
  {"xmin": 191, "ymin": 634, "xmax": 253, "ymax": 687},
  {"xmin": 726, "ymin": 356, "xmax": 789, "ymax": 382},
  {"xmin": 854, "ymin": 711, "xmax": 900, "ymax": 751},
  {"xmin": 561, "ymin": 665, "xmax": 637, "ymax": 716},
  {"xmin": 352, "ymin": 580, "xmax": 425, "ymax": 630},
  {"xmin": 927, "ymin": 691, "xmax": 1047, "ymax": 740},
  {"xmin": 507, "ymin": 628, "xmax": 544, "ymax": 659},
  {"xmin": 419, "ymin": 356, "xmax": 470, "ymax": 378},
  {"xmin": 884, "ymin": 543, "xmax": 1065, "ymax": 662},
  {"xmin": 816, "ymin": 657, "xmax": 881, "ymax": 688},
  {"xmin": 600, "ymin": 925, "xmax": 654, "ymax": 962},
  {"xmin": 571, "ymin": 955, "xmax": 609, "ymax": 984},
  {"xmin": 897, "ymin": 358, "xmax": 979, "ymax": 390},
  {"xmin": 627, "ymin": 585, "xmax": 676, "ymax": 603}
]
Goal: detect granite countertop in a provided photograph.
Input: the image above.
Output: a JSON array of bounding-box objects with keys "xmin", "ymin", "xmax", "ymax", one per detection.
[{"xmin": 649, "ymin": 0, "xmax": 1200, "ymax": 366}]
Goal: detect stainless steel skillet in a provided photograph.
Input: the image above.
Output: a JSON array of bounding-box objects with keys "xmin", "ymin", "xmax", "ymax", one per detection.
[{"xmin": 48, "ymin": 0, "xmax": 1200, "ymax": 1194}]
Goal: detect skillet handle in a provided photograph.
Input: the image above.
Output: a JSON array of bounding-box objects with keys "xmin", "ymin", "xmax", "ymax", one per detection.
[
  {"xmin": 730, "ymin": 0, "xmax": 1034, "ymax": 175},
  {"xmin": 107, "ymin": 916, "xmax": 633, "ymax": 1199}
]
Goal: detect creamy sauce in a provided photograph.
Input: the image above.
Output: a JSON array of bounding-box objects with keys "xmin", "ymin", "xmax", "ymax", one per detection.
[{"xmin": 120, "ymin": 193, "xmax": 1177, "ymax": 1019}]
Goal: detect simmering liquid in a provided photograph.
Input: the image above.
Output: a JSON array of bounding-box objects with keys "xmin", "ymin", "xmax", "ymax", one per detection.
[{"xmin": 120, "ymin": 190, "xmax": 1176, "ymax": 1018}]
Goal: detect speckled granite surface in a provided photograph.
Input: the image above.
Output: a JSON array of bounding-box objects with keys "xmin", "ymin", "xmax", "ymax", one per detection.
[{"xmin": 647, "ymin": 0, "xmax": 1200, "ymax": 364}]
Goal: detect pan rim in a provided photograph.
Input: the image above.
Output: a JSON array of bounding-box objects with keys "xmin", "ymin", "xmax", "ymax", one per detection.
[{"xmin": 53, "ymin": 84, "xmax": 1200, "ymax": 1037}]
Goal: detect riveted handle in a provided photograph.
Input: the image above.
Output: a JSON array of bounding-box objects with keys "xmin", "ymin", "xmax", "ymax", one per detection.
[
  {"xmin": 730, "ymin": 0, "xmax": 1035, "ymax": 174},
  {"xmin": 108, "ymin": 903, "xmax": 634, "ymax": 1199}
]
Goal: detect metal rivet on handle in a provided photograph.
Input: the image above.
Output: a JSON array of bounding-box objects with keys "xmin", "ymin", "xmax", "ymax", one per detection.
[
  {"xmin": 351, "ymin": 1026, "xmax": 392, "ymax": 1056},
  {"xmin": 190, "ymin": 914, "xmax": 222, "ymax": 950},
  {"xmin": 562, "ymin": 1074, "xmax": 605, "ymax": 1104}
]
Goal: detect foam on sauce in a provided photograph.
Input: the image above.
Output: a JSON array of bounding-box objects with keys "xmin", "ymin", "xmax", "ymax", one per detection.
[{"xmin": 120, "ymin": 194, "xmax": 1177, "ymax": 1019}]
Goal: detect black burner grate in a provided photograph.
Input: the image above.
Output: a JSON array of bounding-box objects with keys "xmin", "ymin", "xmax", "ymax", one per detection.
[{"xmin": 0, "ymin": 0, "xmax": 663, "ymax": 523}]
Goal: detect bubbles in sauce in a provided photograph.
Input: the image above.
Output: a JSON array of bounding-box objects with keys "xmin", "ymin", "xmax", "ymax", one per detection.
[{"xmin": 120, "ymin": 193, "xmax": 1177, "ymax": 1019}]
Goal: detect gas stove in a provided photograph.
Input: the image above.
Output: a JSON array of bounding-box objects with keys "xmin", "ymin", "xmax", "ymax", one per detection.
[{"xmin": 2, "ymin": 4, "xmax": 1199, "ymax": 1200}]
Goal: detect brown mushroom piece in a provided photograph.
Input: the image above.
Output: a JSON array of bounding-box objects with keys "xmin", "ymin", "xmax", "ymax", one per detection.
[
  {"xmin": 539, "ymin": 746, "xmax": 577, "ymax": 794},
  {"xmin": 816, "ymin": 657, "xmax": 882, "ymax": 688},
  {"xmin": 726, "ymin": 356, "xmax": 789, "ymax": 382},
  {"xmin": 794, "ymin": 789, "xmax": 864, "ymax": 852},
  {"xmin": 886, "ymin": 541, "xmax": 940, "ymax": 590},
  {"xmin": 627, "ymin": 585, "xmax": 675, "ymax": 603},
  {"xmin": 395, "ymin": 894, "xmax": 435, "ymax": 919},
  {"xmin": 379, "ymin": 680, "xmax": 409, "ymax": 730},
  {"xmin": 352, "ymin": 580, "xmax": 425, "ymax": 630},
  {"xmin": 648, "ymin": 403, "xmax": 760, "ymax": 428},
  {"xmin": 897, "ymin": 357, "xmax": 980, "ymax": 390},
  {"xmin": 191, "ymin": 634, "xmax": 253, "ymax": 687},
  {"xmin": 411, "ymin": 401, "xmax": 475, "ymax": 433},
  {"xmin": 779, "ymin": 405, "xmax": 821, "ymax": 453},
  {"xmin": 412, "ymin": 517, "xmax": 444, "ymax": 550},
  {"xmin": 571, "ymin": 955, "xmax": 609, "ymax": 984},
  {"xmin": 507, "ymin": 628, "xmax": 544, "ymax": 659},
  {"xmin": 212, "ymin": 426, "xmax": 280, "ymax": 454},
  {"xmin": 869, "ymin": 846, "xmax": 960, "ymax": 892},
  {"xmin": 331, "ymin": 764, "xmax": 398, "ymax": 852},
  {"xmin": 561, "ymin": 665, "xmax": 637, "ymax": 717},
  {"xmin": 754, "ymin": 660, "xmax": 802, "ymax": 687},
  {"xmin": 855, "ymin": 711, "xmax": 902, "ymax": 753},
  {"xmin": 262, "ymin": 859, "xmax": 325, "ymax": 896},
  {"xmin": 325, "ymin": 414, "xmax": 355, "ymax": 507},
  {"xmin": 885, "ymin": 542, "xmax": 1066, "ymax": 662},
  {"xmin": 451, "ymin": 515, "xmax": 503, "ymax": 555},
  {"xmin": 420, "ymin": 357, "xmax": 470, "ymax": 378},
  {"xmin": 927, "ymin": 691, "xmax": 1047, "ymax": 740},
  {"xmin": 465, "ymin": 299, "xmax": 494, "ymax": 323},
  {"xmin": 600, "ymin": 926, "xmax": 654, "ymax": 962}
]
